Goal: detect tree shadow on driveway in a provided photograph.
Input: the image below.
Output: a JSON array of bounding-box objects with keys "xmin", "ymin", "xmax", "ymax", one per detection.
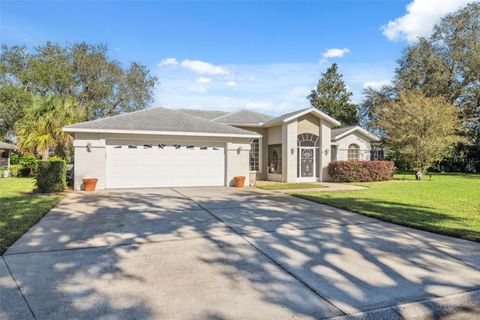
[{"xmin": 1, "ymin": 187, "xmax": 480, "ymax": 319}]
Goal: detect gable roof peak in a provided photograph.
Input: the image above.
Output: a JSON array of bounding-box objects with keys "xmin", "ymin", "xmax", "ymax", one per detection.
[{"xmin": 263, "ymin": 107, "xmax": 341, "ymax": 127}]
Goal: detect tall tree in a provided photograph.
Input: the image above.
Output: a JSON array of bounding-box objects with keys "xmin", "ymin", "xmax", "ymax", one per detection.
[
  {"xmin": 394, "ymin": 3, "xmax": 480, "ymax": 142},
  {"xmin": 1, "ymin": 42, "xmax": 158, "ymax": 121},
  {"xmin": 0, "ymin": 85, "xmax": 32, "ymax": 139},
  {"xmin": 359, "ymin": 84, "xmax": 397, "ymax": 132},
  {"xmin": 15, "ymin": 95, "xmax": 85, "ymax": 159},
  {"xmin": 307, "ymin": 63, "xmax": 358, "ymax": 126},
  {"xmin": 376, "ymin": 91, "xmax": 462, "ymax": 174}
]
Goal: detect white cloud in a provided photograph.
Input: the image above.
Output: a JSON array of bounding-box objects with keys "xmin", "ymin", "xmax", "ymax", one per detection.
[
  {"xmin": 363, "ymin": 80, "xmax": 392, "ymax": 90},
  {"xmin": 158, "ymin": 57, "xmax": 178, "ymax": 66},
  {"xmin": 153, "ymin": 61, "xmax": 395, "ymax": 115},
  {"xmin": 187, "ymin": 86, "xmax": 207, "ymax": 93},
  {"xmin": 322, "ymin": 48, "xmax": 351, "ymax": 59},
  {"xmin": 226, "ymin": 81, "xmax": 237, "ymax": 87},
  {"xmin": 196, "ymin": 77, "xmax": 211, "ymax": 84},
  {"xmin": 382, "ymin": 0, "xmax": 472, "ymax": 41},
  {"xmin": 180, "ymin": 59, "xmax": 228, "ymax": 75}
]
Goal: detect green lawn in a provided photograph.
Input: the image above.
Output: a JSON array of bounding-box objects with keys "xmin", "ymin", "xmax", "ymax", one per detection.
[
  {"xmin": 0, "ymin": 178, "xmax": 63, "ymax": 254},
  {"xmin": 291, "ymin": 173, "xmax": 480, "ymax": 242},
  {"xmin": 258, "ymin": 183, "xmax": 326, "ymax": 190}
]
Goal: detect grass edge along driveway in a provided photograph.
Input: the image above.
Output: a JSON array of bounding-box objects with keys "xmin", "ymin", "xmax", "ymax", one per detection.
[
  {"xmin": 257, "ymin": 183, "xmax": 325, "ymax": 190},
  {"xmin": 290, "ymin": 173, "xmax": 480, "ymax": 242},
  {"xmin": 0, "ymin": 178, "xmax": 64, "ymax": 254}
]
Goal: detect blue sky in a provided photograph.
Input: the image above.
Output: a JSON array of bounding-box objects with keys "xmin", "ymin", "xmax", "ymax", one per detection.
[{"xmin": 0, "ymin": 0, "xmax": 474, "ymax": 115}]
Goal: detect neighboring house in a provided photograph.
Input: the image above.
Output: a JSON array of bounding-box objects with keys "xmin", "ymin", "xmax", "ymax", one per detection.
[
  {"xmin": 0, "ymin": 142, "xmax": 16, "ymax": 169},
  {"xmin": 64, "ymin": 107, "xmax": 379, "ymax": 190}
]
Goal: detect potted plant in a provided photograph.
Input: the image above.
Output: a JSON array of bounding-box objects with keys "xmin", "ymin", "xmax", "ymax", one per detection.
[
  {"xmin": 233, "ymin": 176, "xmax": 245, "ymax": 188},
  {"xmin": 82, "ymin": 178, "xmax": 98, "ymax": 191}
]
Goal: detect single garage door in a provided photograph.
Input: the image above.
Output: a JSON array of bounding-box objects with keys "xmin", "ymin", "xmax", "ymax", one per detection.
[{"xmin": 106, "ymin": 142, "xmax": 225, "ymax": 188}]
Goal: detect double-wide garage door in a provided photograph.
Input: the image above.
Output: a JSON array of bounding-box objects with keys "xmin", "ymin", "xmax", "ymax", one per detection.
[{"xmin": 106, "ymin": 142, "xmax": 225, "ymax": 188}]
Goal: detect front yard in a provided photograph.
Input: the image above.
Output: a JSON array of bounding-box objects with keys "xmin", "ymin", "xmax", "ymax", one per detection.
[
  {"xmin": 0, "ymin": 178, "xmax": 63, "ymax": 254},
  {"xmin": 291, "ymin": 173, "xmax": 480, "ymax": 242}
]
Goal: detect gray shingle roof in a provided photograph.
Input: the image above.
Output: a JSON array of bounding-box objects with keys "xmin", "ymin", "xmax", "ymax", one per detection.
[
  {"xmin": 331, "ymin": 126, "xmax": 356, "ymax": 138},
  {"xmin": 0, "ymin": 142, "xmax": 16, "ymax": 149},
  {"xmin": 178, "ymin": 109, "xmax": 229, "ymax": 120},
  {"xmin": 331, "ymin": 125, "xmax": 379, "ymax": 142},
  {"xmin": 64, "ymin": 107, "xmax": 258, "ymax": 137},
  {"xmin": 262, "ymin": 107, "xmax": 311, "ymax": 126},
  {"xmin": 213, "ymin": 109, "xmax": 273, "ymax": 125}
]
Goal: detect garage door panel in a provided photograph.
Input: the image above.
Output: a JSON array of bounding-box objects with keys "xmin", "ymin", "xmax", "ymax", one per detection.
[{"xmin": 106, "ymin": 142, "xmax": 225, "ymax": 188}]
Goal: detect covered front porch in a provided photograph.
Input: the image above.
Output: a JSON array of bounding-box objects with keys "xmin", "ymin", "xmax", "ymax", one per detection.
[
  {"xmin": 254, "ymin": 108, "xmax": 341, "ymax": 184},
  {"xmin": 265, "ymin": 132, "xmax": 328, "ymax": 183}
]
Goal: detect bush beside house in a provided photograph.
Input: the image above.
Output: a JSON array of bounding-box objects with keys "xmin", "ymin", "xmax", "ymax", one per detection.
[
  {"xmin": 328, "ymin": 161, "xmax": 394, "ymax": 182},
  {"xmin": 35, "ymin": 159, "xmax": 67, "ymax": 193},
  {"xmin": 5, "ymin": 164, "xmax": 25, "ymax": 177}
]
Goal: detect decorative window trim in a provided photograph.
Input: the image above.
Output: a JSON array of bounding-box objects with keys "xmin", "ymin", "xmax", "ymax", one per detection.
[{"xmin": 297, "ymin": 133, "xmax": 319, "ymax": 147}]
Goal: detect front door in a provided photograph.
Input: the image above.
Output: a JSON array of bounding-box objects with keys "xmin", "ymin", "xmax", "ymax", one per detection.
[{"xmin": 300, "ymin": 147, "xmax": 315, "ymax": 179}]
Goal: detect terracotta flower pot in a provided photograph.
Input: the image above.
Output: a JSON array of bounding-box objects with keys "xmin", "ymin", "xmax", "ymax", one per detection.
[
  {"xmin": 82, "ymin": 178, "xmax": 98, "ymax": 192},
  {"xmin": 233, "ymin": 176, "xmax": 245, "ymax": 188}
]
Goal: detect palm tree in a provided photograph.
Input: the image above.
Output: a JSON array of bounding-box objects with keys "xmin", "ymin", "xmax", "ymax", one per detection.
[{"xmin": 15, "ymin": 95, "xmax": 84, "ymax": 159}]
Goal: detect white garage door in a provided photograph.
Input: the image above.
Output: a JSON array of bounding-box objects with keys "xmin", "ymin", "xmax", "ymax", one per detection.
[{"xmin": 106, "ymin": 142, "xmax": 225, "ymax": 188}]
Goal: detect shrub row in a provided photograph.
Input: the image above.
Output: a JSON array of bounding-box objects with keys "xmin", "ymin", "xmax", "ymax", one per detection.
[
  {"xmin": 328, "ymin": 161, "xmax": 395, "ymax": 182},
  {"xmin": 35, "ymin": 160, "xmax": 67, "ymax": 193}
]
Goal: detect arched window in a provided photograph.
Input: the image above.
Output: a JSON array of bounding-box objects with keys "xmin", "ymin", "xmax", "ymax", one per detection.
[
  {"xmin": 297, "ymin": 133, "xmax": 319, "ymax": 147},
  {"xmin": 348, "ymin": 144, "xmax": 360, "ymax": 161}
]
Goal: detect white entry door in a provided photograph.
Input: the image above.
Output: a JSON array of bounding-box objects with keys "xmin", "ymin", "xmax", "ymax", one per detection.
[
  {"xmin": 106, "ymin": 142, "xmax": 225, "ymax": 188},
  {"xmin": 298, "ymin": 147, "xmax": 316, "ymax": 182}
]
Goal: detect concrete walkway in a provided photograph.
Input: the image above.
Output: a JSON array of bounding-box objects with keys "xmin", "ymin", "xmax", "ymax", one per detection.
[
  {"xmin": 2, "ymin": 187, "xmax": 480, "ymax": 319},
  {"xmin": 265, "ymin": 183, "xmax": 367, "ymax": 194}
]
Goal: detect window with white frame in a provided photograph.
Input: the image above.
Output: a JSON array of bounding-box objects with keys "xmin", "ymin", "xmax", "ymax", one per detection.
[
  {"xmin": 347, "ymin": 144, "xmax": 360, "ymax": 161},
  {"xmin": 249, "ymin": 138, "xmax": 260, "ymax": 171}
]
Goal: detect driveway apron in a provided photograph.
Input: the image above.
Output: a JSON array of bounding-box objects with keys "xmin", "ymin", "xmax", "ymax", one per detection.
[{"xmin": 2, "ymin": 187, "xmax": 480, "ymax": 319}]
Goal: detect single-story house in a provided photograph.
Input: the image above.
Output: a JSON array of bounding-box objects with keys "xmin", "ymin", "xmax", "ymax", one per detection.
[
  {"xmin": 64, "ymin": 107, "xmax": 379, "ymax": 190},
  {"xmin": 0, "ymin": 141, "xmax": 16, "ymax": 169}
]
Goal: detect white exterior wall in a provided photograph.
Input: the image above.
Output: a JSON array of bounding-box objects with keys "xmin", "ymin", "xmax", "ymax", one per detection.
[
  {"xmin": 319, "ymin": 119, "xmax": 332, "ymax": 181},
  {"xmin": 72, "ymin": 132, "xmax": 251, "ymax": 190},
  {"xmin": 225, "ymin": 141, "xmax": 251, "ymax": 187},
  {"xmin": 73, "ymin": 133, "xmax": 107, "ymax": 190},
  {"xmin": 334, "ymin": 132, "xmax": 372, "ymax": 161}
]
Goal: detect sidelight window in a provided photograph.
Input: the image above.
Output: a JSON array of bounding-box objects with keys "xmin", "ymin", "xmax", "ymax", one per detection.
[{"xmin": 249, "ymin": 138, "xmax": 260, "ymax": 171}]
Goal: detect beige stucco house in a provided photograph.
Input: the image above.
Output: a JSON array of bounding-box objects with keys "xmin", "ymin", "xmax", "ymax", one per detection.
[{"xmin": 64, "ymin": 107, "xmax": 379, "ymax": 190}]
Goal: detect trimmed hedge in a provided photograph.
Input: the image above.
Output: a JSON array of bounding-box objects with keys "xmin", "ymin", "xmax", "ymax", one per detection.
[
  {"xmin": 328, "ymin": 161, "xmax": 395, "ymax": 182},
  {"xmin": 35, "ymin": 160, "xmax": 67, "ymax": 193}
]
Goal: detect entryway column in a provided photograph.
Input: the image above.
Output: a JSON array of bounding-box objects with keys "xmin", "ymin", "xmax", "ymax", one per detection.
[
  {"xmin": 319, "ymin": 119, "xmax": 332, "ymax": 181},
  {"xmin": 282, "ymin": 120, "xmax": 298, "ymax": 183}
]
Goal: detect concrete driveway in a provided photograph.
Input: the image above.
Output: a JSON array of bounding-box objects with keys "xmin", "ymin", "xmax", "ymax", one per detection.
[{"xmin": 2, "ymin": 187, "xmax": 480, "ymax": 320}]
